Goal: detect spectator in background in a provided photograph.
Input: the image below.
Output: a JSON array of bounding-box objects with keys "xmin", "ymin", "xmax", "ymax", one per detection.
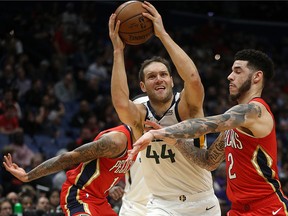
[
  {"xmin": 0, "ymin": 198, "xmax": 13, "ymax": 216},
  {"xmin": 20, "ymin": 194, "xmax": 35, "ymax": 213},
  {"xmin": 35, "ymin": 94, "xmax": 64, "ymax": 137},
  {"xmin": 35, "ymin": 196, "xmax": 50, "ymax": 214},
  {"xmin": 0, "ymin": 104, "xmax": 22, "ymax": 135},
  {"xmin": 70, "ymin": 99, "xmax": 92, "ymax": 128},
  {"xmin": 8, "ymin": 129, "xmax": 35, "ymax": 169},
  {"xmin": 6, "ymin": 192, "xmax": 19, "ymax": 206},
  {"xmin": 48, "ymin": 189, "xmax": 62, "ymax": 214},
  {"xmin": 24, "ymin": 79, "xmax": 45, "ymax": 110},
  {"xmin": 15, "ymin": 66, "xmax": 32, "ymax": 102},
  {"xmin": 0, "ymin": 64, "xmax": 17, "ymax": 94},
  {"xmin": 0, "ymin": 89, "xmax": 22, "ymax": 119},
  {"xmin": 83, "ymin": 114, "xmax": 102, "ymax": 138},
  {"xmin": 54, "ymin": 73, "xmax": 77, "ymax": 103}
]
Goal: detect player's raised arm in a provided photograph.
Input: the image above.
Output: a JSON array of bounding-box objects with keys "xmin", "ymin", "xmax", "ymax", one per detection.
[
  {"xmin": 142, "ymin": 1, "xmax": 204, "ymax": 115},
  {"xmin": 4, "ymin": 131, "xmax": 127, "ymax": 182},
  {"xmin": 109, "ymin": 13, "xmax": 144, "ymax": 134}
]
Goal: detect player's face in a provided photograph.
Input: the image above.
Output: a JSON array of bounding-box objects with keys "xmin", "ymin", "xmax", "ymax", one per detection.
[
  {"xmin": 227, "ymin": 60, "xmax": 253, "ymax": 102},
  {"xmin": 140, "ymin": 62, "xmax": 174, "ymax": 103}
]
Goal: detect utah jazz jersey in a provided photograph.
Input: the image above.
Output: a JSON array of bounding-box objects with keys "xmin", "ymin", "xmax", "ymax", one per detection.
[{"xmin": 140, "ymin": 93, "xmax": 213, "ymax": 198}]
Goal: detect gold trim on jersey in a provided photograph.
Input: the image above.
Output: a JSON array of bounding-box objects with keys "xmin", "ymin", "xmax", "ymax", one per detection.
[
  {"xmin": 251, "ymin": 146, "xmax": 277, "ymax": 185},
  {"xmin": 82, "ymin": 159, "xmax": 100, "ymax": 189}
]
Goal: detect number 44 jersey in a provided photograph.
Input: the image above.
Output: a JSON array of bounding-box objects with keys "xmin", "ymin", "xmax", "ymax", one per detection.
[{"xmin": 141, "ymin": 92, "xmax": 214, "ymax": 198}]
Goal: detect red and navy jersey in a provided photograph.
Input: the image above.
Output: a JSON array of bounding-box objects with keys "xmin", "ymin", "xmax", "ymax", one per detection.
[
  {"xmin": 61, "ymin": 125, "xmax": 134, "ymax": 205},
  {"xmin": 224, "ymin": 98, "xmax": 285, "ymax": 204}
]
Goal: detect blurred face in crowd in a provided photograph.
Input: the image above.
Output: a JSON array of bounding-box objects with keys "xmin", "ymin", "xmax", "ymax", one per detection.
[
  {"xmin": 0, "ymin": 200, "xmax": 12, "ymax": 216},
  {"xmin": 36, "ymin": 197, "xmax": 49, "ymax": 212},
  {"xmin": 21, "ymin": 196, "xmax": 34, "ymax": 211},
  {"xmin": 6, "ymin": 192, "xmax": 19, "ymax": 205},
  {"xmin": 49, "ymin": 190, "xmax": 60, "ymax": 208}
]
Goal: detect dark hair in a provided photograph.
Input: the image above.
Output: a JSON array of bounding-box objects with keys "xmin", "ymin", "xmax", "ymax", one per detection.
[
  {"xmin": 138, "ymin": 56, "xmax": 172, "ymax": 82},
  {"xmin": 234, "ymin": 49, "xmax": 275, "ymax": 85}
]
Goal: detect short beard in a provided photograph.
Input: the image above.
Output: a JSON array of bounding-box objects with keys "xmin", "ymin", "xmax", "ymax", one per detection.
[{"xmin": 229, "ymin": 76, "xmax": 252, "ymax": 102}]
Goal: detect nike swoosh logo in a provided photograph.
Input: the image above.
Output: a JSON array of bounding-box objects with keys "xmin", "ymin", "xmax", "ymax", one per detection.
[
  {"xmin": 206, "ymin": 205, "xmax": 215, "ymax": 211},
  {"xmin": 272, "ymin": 207, "xmax": 282, "ymax": 215}
]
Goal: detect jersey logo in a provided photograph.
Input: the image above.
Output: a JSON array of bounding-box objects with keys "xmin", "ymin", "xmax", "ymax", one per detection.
[
  {"xmin": 272, "ymin": 207, "xmax": 282, "ymax": 215},
  {"xmin": 179, "ymin": 195, "xmax": 186, "ymax": 202},
  {"xmin": 206, "ymin": 205, "xmax": 215, "ymax": 211}
]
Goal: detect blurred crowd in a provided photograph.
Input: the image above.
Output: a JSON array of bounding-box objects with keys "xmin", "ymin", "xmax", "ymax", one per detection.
[{"xmin": 0, "ymin": 2, "xmax": 287, "ymax": 215}]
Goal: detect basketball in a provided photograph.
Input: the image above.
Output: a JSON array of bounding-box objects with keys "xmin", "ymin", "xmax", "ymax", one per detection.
[{"xmin": 115, "ymin": 0, "xmax": 154, "ymax": 45}]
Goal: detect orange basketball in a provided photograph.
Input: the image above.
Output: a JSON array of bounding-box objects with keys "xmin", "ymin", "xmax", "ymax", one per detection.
[{"xmin": 115, "ymin": 1, "xmax": 154, "ymax": 45}]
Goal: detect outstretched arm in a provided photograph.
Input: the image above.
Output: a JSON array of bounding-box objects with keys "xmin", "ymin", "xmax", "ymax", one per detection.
[
  {"xmin": 129, "ymin": 102, "xmax": 262, "ymax": 159},
  {"xmin": 4, "ymin": 131, "xmax": 127, "ymax": 182}
]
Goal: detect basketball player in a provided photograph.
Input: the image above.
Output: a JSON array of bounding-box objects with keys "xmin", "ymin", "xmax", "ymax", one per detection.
[
  {"xmin": 109, "ymin": 1, "xmax": 221, "ymax": 215},
  {"xmin": 131, "ymin": 49, "xmax": 288, "ymax": 216},
  {"xmin": 119, "ymin": 95, "xmax": 151, "ymax": 216},
  {"xmin": 3, "ymin": 124, "xmax": 136, "ymax": 216}
]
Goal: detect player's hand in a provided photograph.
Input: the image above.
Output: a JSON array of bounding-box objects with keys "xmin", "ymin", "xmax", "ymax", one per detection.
[
  {"xmin": 128, "ymin": 131, "xmax": 155, "ymax": 160},
  {"xmin": 109, "ymin": 13, "xmax": 125, "ymax": 50},
  {"xmin": 3, "ymin": 153, "xmax": 29, "ymax": 182},
  {"xmin": 142, "ymin": 1, "xmax": 166, "ymax": 38},
  {"xmin": 109, "ymin": 185, "xmax": 124, "ymax": 200},
  {"xmin": 144, "ymin": 120, "xmax": 162, "ymax": 132}
]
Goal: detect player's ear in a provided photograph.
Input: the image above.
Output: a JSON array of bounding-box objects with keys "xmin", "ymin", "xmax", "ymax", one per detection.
[
  {"xmin": 140, "ymin": 81, "xmax": 147, "ymax": 92},
  {"xmin": 253, "ymin": 71, "xmax": 263, "ymax": 84}
]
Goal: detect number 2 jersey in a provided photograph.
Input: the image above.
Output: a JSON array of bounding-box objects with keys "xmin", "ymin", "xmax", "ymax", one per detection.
[
  {"xmin": 140, "ymin": 93, "xmax": 214, "ymax": 198},
  {"xmin": 60, "ymin": 124, "xmax": 135, "ymax": 215},
  {"xmin": 225, "ymin": 97, "xmax": 288, "ymax": 207}
]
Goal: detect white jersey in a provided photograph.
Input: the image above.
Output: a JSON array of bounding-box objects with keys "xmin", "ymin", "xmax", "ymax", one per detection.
[
  {"xmin": 119, "ymin": 95, "xmax": 151, "ymax": 216},
  {"xmin": 141, "ymin": 92, "xmax": 213, "ymax": 198}
]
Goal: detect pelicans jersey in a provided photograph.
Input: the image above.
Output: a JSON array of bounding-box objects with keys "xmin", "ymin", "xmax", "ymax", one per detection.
[
  {"xmin": 140, "ymin": 93, "xmax": 220, "ymax": 215},
  {"xmin": 60, "ymin": 125, "xmax": 135, "ymax": 216},
  {"xmin": 225, "ymin": 98, "xmax": 288, "ymax": 215}
]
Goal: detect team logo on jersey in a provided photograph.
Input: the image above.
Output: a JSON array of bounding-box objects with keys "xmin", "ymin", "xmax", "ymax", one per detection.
[
  {"xmin": 225, "ymin": 130, "xmax": 243, "ymax": 149},
  {"xmin": 109, "ymin": 160, "xmax": 134, "ymax": 173},
  {"xmin": 179, "ymin": 195, "xmax": 186, "ymax": 202},
  {"xmin": 165, "ymin": 110, "xmax": 173, "ymax": 116}
]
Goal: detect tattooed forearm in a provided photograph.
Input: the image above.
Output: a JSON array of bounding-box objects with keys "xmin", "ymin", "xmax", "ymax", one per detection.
[
  {"xmin": 175, "ymin": 133, "xmax": 226, "ymax": 171},
  {"xmin": 27, "ymin": 132, "xmax": 126, "ymax": 181},
  {"xmin": 76, "ymin": 134, "xmax": 125, "ymax": 159},
  {"xmin": 152, "ymin": 103, "xmax": 261, "ymax": 141}
]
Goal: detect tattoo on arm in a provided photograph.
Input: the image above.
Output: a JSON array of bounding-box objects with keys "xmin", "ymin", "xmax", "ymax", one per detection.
[
  {"xmin": 28, "ymin": 133, "xmax": 126, "ymax": 181},
  {"xmin": 159, "ymin": 103, "xmax": 261, "ymax": 140},
  {"xmin": 175, "ymin": 133, "xmax": 225, "ymax": 171}
]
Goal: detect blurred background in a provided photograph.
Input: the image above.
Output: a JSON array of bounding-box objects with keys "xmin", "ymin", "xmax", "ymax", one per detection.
[{"xmin": 0, "ymin": 1, "xmax": 287, "ymax": 215}]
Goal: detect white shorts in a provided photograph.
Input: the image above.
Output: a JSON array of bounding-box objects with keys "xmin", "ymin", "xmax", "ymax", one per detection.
[
  {"xmin": 146, "ymin": 189, "xmax": 221, "ymax": 216},
  {"xmin": 119, "ymin": 199, "xmax": 147, "ymax": 216}
]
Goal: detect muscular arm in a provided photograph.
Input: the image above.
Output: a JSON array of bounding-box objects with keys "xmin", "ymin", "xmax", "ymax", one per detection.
[
  {"xmin": 109, "ymin": 14, "xmax": 143, "ymax": 133},
  {"xmin": 175, "ymin": 133, "xmax": 226, "ymax": 171},
  {"xmin": 4, "ymin": 131, "xmax": 127, "ymax": 182},
  {"xmin": 152, "ymin": 103, "xmax": 261, "ymax": 141},
  {"xmin": 129, "ymin": 103, "xmax": 262, "ymax": 158},
  {"xmin": 143, "ymin": 2, "xmax": 204, "ymax": 114}
]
